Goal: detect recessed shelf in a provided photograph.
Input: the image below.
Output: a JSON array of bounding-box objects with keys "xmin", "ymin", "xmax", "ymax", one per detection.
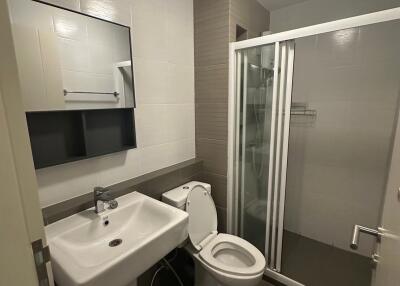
[
  {"xmin": 26, "ymin": 108, "xmax": 136, "ymax": 169},
  {"xmin": 83, "ymin": 109, "xmax": 136, "ymax": 157}
]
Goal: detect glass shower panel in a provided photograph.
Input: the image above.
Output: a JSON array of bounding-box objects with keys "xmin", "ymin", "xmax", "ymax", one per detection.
[
  {"xmin": 236, "ymin": 43, "xmax": 277, "ymax": 254},
  {"xmin": 236, "ymin": 41, "xmax": 295, "ymax": 272}
]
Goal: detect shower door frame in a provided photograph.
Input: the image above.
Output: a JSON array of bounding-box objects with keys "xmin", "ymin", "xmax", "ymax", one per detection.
[{"xmin": 227, "ymin": 7, "xmax": 400, "ymax": 286}]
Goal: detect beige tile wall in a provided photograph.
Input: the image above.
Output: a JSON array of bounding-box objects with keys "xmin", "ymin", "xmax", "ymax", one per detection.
[
  {"xmin": 10, "ymin": 0, "xmax": 195, "ymax": 207},
  {"xmin": 194, "ymin": 0, "xmax": 269, "ymax": 231}
]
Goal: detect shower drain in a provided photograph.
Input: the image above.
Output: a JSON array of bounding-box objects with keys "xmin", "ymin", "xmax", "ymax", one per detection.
[{"xmin": 109, "ymin": 238, "xmax": 122, "ymax": 247}]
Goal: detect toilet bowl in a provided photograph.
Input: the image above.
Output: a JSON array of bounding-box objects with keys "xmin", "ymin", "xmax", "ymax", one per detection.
[{"xmin": 162, "ymin": 182, "xmax": 266, "ymax": 286}]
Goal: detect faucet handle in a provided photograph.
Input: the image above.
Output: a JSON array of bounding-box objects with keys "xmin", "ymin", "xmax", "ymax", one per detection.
[
  {"xmin": 94, "ymin": 186, "xmax": 108, "ymax": 195},
  {"xmin": 108, "ymin": 200, "xmax": 118, "ymax": 209},
  {"xmin": 94, "ymin": 186, "xmax": 113, "ymax": 202}
]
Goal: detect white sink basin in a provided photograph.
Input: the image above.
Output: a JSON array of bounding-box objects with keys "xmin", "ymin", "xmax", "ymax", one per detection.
[{"xmin": 46, "ymin": 191, "xmax": 188, "ymax": 286}]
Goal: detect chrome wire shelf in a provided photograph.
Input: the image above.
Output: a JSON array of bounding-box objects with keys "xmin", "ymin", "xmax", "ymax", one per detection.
[
  {"xmin": 290, "ymin": 102, "xmax": 317, "ymax": 117},
  {"xmin": 290, "ymin": 109, "xmax": 317, "ymax": 116}
]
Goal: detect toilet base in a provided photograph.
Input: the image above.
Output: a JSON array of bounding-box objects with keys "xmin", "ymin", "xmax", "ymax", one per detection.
[
  {"xmin": 185, "ymin": 245, "xmax": 264, "ymax": 286},
  {"xmin": 193, "ymin": 258, "xmax": 220, "ymax": 286}
]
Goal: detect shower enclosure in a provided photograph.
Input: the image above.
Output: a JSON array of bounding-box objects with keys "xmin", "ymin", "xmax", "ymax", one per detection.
[
  {"xmin": 228, "ymin": 8, "xmax": 400, "ymax": 286},
  {"xmin": 233, "ymin": 41, "xmax": 295, "ymax": 271}
]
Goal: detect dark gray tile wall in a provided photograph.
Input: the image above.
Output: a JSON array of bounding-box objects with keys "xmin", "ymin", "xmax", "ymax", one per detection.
[
  {"xmin": 229, "ymin": 0, "xmax": 270, "ymax": 41},
  {"xmin": 42, "ymin": 159, "xmax": 202, "ymax": 225},
  {"xmin": 194, "ymin": 0, "xmax": 230, "ymax": 232},
  {"xmin": 194, "ymin": 0, "xmax": 269, "ymax": 232}
]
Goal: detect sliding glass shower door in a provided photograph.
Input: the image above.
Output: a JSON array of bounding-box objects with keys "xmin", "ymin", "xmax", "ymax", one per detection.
[{"xmin": 234, "ymin": 40, "xmax": 295, "ymax": 272}]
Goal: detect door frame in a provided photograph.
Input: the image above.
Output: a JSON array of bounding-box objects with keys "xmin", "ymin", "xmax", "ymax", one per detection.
[
  {"xmin": 227, "ymin": 5, "xmax": 400, "ymax": 284},
  {"xmin": 0, "ymin": 0, "xmax": 52, "ymax": 284}
]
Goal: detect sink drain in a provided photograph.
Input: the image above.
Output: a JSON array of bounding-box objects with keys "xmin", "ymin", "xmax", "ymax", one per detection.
[{"xmin": 109, "ymin": 239, "xmax": 122, "ymax": 247}]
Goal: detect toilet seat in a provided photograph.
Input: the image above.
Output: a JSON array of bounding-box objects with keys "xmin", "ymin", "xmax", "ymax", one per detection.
[
  {"xmin": 186, "ymin": 185, "xmax": 218, "ymax": 251},
  {"xmin": 199, "ymin": 233, "xmax": 265, "ymax": 276},
  {"xmin": 186, "ymin": 185, "xmax": 266, "ymax": 277}
]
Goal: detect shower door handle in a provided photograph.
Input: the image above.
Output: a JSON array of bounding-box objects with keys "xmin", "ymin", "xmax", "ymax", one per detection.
[{"xmin": 350, "ymin": 225, "xmax": 382, "ymax": 250}]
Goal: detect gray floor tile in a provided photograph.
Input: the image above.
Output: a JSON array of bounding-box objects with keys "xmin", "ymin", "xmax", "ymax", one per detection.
[{"xmin": 281, "ymin": 231, "xmax": 371, "ymax": 286}]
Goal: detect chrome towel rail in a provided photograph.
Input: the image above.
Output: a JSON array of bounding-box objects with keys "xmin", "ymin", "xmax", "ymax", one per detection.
[{"xmin": 63, "ymin": 89, "xmax": 119, "ymax": 97}]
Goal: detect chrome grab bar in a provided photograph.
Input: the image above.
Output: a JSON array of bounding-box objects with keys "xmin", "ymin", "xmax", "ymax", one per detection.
[{"xmin": 350, "ymin": 225, "xmax": 382, "ymax": 250}]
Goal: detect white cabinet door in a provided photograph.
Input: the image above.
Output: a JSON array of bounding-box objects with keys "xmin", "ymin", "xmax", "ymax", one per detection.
[{"xmin": 0, "ymin": 0, "xmax": 52, "ymax": 284}]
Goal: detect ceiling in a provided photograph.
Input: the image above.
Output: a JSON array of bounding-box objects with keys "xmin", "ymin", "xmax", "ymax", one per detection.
[{"xmin": 257, "ymin": 0, "xmax": 309, "ymax": 11}]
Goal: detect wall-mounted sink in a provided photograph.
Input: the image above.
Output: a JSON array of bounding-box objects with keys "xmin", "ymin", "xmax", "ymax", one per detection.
[{"xmin": 46, "ymin": 192, "xmax": 188, "ymax": 286}]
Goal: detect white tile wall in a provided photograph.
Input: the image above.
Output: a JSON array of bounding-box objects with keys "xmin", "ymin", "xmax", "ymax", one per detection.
[
  {"xmin": 53, "ymin": 10, "xmax": 86, "ymax": 41},
  {"xmin": 131, "ymin": 0, "xmax": 168, "ymax": 62},
  {"xmin": 9, "ymin": 0, "xmax": 195, "ymax": 207},
  {"xmin": 284, "ymin": 20, "xmax": 400, "ymax": 257},
  {"xmin": 46, "ymin": 0, "xmax": 80, "ymax": 10},
  {"xmin": 79, "ymin": 0, "xmax": 132, "ymax": 26}
]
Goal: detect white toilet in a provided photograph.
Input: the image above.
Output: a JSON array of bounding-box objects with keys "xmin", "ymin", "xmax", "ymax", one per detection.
[{"xmin": 162, "ymin": 181, "xmax": 266, "ymax": 286}]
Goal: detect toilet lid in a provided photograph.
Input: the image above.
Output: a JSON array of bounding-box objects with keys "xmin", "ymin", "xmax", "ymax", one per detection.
[{"xmin": 186, "ymin": 185, "xmax": 218, "ymax": 250}]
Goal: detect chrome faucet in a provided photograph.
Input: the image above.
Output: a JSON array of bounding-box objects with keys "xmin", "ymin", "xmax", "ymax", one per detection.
[{"xmin": 93, "ymin": 186, "xmax": 118, "ymax": 214}]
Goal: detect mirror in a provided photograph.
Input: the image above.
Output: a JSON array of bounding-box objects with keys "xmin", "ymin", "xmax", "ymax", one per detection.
[{"xmin": 11, "ymin": 0, "xmax": 135, "ymax": 111}]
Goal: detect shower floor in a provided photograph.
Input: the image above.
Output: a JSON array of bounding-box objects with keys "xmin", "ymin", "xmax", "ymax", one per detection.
[{"xmin": 281, "ymin": 231, "xmax": 372, "ymax": 286}]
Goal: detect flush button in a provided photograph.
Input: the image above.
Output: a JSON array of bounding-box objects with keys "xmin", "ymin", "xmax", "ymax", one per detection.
[{"xmin": 183, "ymin": 186, "xmax": 189, "ymax": 190}]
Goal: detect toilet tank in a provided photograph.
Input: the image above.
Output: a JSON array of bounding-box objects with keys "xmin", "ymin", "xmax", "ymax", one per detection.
[{"xmin": 162, "ymin": 181, "xmax": 211, "ymax": 210}]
